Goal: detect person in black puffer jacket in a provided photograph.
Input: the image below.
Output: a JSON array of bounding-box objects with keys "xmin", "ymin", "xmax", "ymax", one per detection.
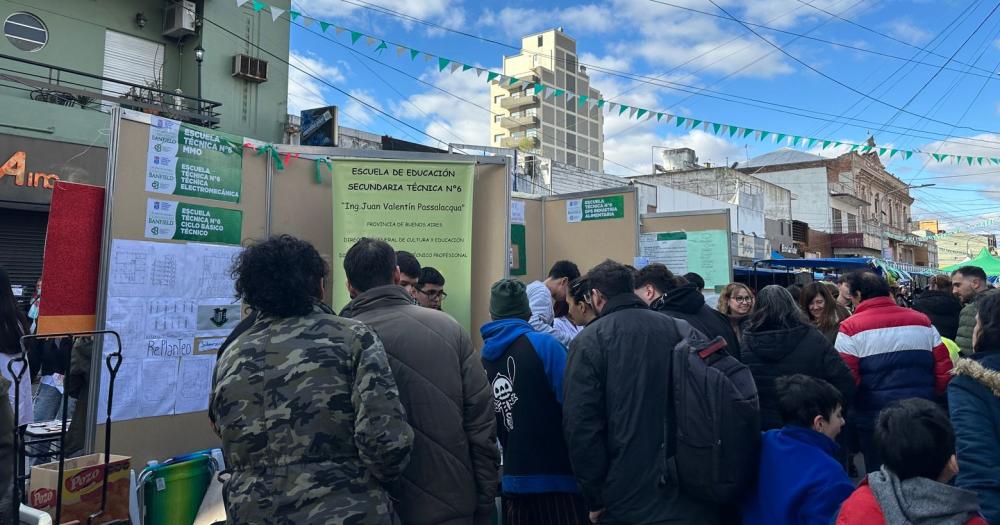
[
  {"xmin": 740, "ymin": 285, "xmax": 856, "ymax": 431},
  {"xmin": 912, "ymin": 274, "xmax": 962, "ymax": 341}
]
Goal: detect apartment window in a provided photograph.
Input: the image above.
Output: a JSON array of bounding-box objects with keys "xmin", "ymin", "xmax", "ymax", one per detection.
[
  {"xmin": 847, "ymin": 213, "xmax": 858, "ymax": 233},
  {"xmin": 4, "ymin": 12, "xmax": 47, "ymax": 52},
  {"xmin": 556, "ymin": 110, "xmax": 565, "ymax": 128},
  {"xmin": 494, "ymin": 115, "xmax": 502, "ymax": 123},
  {"xmin": 556, "ymin": 149, "xmax": 566, "ymax": 162},
  {"xmin": 493, "ymin": 95, "xmax": 503, "ymax": 104},
  {"xmin": 543, "ymin": 125, "xmax": 554, "ymax": 141},
  {"xmin": 557, "ymin": 70, "xmax": 564, "ymax": 87},
  {"xmin": 557, "ymin": 50, "xmax": 566, "ymax": 69},
  {"xmin": 567, "ymin": 54, "xmax": 578, "ymax": 72},
  {"xmin": 578, "ymin": 140, "xmax": 588, "ymax": 155},
  {"xmin": 566, "ymin": 75, "xmax": 576, "ymax": 92},
  {"xmin": 542, "ymin": 70, "xmax": 553, "ymax": 83},
  {"xmin": 543, "ymin": 146, "xmax": 555, "ymax": 158},
  {"xmin": 590, "ymin": 158, "xmax": 599, "ymax": 171},
  {"xmin": 526, "ymin": 128, "xmax": 539, "ymax": 138},
  {"xmin": 566, "ymin": 114, "xmax": 576, "ymax": 132},
  {"xmin": 566, "ymin": 134, "xmax": 576, "ymax": 151},
  {"xmin": 590, "ymin": 140, "xmax": 598, "ymax": 155},
  {"xmin": 537, "ymin": 35, "xmax": 543, "ymax": 46},
  {"xmin": 494, "ymin": 134, "xmax": 504, "ymax": 143},
  {"xmin": 590, "ymin": 121, "xmax": 598, "ymax": 137},
  {"xmin": 565, "ymin": 96, "xmax": 575, "ymax": 112},
  {"xmin": 832, "ymin": 208, "xmax": 843, "ymax": 233},
  {"xmin": 525, "ymin": 107, "xmax": 538, "ymax": 117},
  {"xmin": 567, "ymin": 153, "xmax": 577, "ymax": 167}
]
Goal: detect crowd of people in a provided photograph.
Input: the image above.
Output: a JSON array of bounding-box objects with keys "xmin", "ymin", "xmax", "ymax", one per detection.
[{"xmin": 3, "ymin": 233, "xmax": 1000, "ymax": 525}]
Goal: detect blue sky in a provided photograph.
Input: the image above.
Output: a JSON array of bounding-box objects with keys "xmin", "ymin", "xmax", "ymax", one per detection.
[{"xmin": 286, "ymin": 0, "xmax": 1000, "ymax": 234}]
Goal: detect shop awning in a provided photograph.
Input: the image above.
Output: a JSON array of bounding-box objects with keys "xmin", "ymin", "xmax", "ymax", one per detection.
[{"xmin": 752, "ymin": 257, "xmax": 872, "ymax": 270}]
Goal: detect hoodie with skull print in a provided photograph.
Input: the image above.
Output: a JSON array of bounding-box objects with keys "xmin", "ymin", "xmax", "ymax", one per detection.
[{"xmin": 481, "ymin": 318, "xmax": 579, "ymax": 494}]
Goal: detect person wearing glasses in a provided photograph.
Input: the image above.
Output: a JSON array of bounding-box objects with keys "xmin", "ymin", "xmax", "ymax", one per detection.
[
  {"xmin": 414, "ymin": 267, "xmax": 447, "ymax": 310},
  {"xmin": 719, "ymin": 283, "xmax": 756, "ymax": 343}
]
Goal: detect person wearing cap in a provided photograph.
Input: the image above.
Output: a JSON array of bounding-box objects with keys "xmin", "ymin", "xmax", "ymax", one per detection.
[{"xmin": 481, "ymin": 279, "xmax": 587, "ymax": 525}]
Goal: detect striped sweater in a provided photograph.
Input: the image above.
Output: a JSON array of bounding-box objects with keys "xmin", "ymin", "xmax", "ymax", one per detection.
[{"xmin": 835, "ymin": 296, "xmax": 952, "ymax": 424}]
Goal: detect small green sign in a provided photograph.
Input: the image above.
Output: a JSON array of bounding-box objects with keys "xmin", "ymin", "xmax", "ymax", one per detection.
[
  {"xmin": 146, "ymin": 117, "xmax": 243, "ymax": 203},
  {"xmin": 510, "ymin": 224, "xmax": 527, "ymax": 276},
  {"xmin": 145, "ymin": 198, "xmax": 242, "ymax": 245},
  {"xmin": 567, "ymin": 195, "xmax": 626, "ymax": 222}
]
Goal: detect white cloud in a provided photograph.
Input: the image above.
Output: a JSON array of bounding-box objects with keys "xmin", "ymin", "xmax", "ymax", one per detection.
[
  {"xmin": 886, "ymin": 20, "xmax": 932, "ymax": 46},
  {"xmin": 479, "ymin": 5, "xmax": 615, "ymax": 38},
  {"xmin": 292, "ymin": 0, "xmax": 463, "ymax": 34},
  {"xmin": 288, "ymin": 52, "xmax": 346, "ymax": 114},
  {"xmin": 604, "ymin": 126, "xmax": 744, "ymax": 175},
  {"xmin": 393, "ymin": 68, "xmax": 491, "ymax": 146},
  {"xmin": 341, "ymin": 89, "xmax": 382, "ymax": 126}
]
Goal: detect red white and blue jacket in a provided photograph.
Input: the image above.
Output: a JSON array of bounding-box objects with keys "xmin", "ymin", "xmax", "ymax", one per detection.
[{"xmin": 835, "ymin": 296, "xmax": 952, "ymax": 424}]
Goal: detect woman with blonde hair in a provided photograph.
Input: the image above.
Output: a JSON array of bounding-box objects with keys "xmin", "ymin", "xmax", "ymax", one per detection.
[{"xmin": 718, "ymin": 282, "xmax": 755, "ymax": 342}]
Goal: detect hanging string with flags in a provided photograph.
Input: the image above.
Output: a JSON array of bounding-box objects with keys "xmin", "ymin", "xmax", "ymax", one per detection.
[{"xmin": 238, "ymin": 0, "xmax": 1000, "ymax": 166}]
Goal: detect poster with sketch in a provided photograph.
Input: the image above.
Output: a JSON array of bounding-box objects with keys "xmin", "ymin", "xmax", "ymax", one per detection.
[{"xmin": 100, "ymin": 239, "xmax": 241, "ymax": 421}]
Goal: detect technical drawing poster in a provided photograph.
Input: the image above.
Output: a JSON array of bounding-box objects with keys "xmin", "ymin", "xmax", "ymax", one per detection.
[{"xmin": 100, "ymin": 239, "xmax": 241, "ymax": 421}]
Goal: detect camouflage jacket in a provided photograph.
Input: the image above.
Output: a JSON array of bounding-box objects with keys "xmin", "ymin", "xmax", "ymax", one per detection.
[{"xmin": 210, "ymin": 304, "xmax": 414, "ymax": 524}]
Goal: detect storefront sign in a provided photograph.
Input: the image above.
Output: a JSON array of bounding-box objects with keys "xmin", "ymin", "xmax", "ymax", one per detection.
[
  {"xmin": 331, "ymin": 159, "xmax": 475, "ymax": 330},
  {"xmin": 144, "ymin": 198, "xmax": 242, "ymax": 245},
  {"xmin": 0, "ymin": 134, "xmax": 107, "ymax": 206},
  {"xmin": 145, "ymin": 117, "xmax": 243, "ymax": 203}
]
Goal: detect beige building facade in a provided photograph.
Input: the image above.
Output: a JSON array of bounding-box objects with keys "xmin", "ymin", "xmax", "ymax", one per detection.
[{"xmin": 489, "ymin": 28, "xmax": 604, "ymax": 172}]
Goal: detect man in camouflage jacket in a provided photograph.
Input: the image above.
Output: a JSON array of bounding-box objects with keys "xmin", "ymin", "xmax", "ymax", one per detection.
[{"xmin": 210, "ymin": 303, "xmax": 414, "ymax": 524}]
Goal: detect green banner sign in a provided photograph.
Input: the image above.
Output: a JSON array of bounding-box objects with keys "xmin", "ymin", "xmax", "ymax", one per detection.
[
  {"xmin": 145, "ymin": 117, "xmax": 243, "ymax": 203},
  {"xmin": 332, "ymin": 159, "xmax": 475, "ymax": 329},
  {"xmin": 144, "ymin": 198, "xmax": 242, "ymax": 245},
  {"xmin": 510, "ymin": 224, "xmax": 527, "ymax": 276},
  {"xmin": 566, "ymin": 195, "xmax": 625, "ymax": 222}
]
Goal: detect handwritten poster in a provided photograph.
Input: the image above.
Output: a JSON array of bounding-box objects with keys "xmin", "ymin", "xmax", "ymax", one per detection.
[
  {"xmin": 640, "ymin": 230, "xmax": 731, "ymax": 292},
  {"xmin": 99, "ymin": 239, "xmax": 240, "ymax": 421}
]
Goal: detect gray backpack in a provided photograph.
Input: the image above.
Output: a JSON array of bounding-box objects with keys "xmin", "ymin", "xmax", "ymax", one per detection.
[{"xmin": 665, "ymin": 319, "xmax": 761, "ymax": 503}]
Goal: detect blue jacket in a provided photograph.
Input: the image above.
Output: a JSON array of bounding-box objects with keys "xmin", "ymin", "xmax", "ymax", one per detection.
[
  {"xmin": 949, "ymin": 350, "xmax": 1000, "ymax": 525},
  {"xmin": 742, "ymin": 426, "xmax": 855, "ymax": 525},
  {"xmin": 481, "ymin": 318, "xmax": 576, "ymax": 494}
]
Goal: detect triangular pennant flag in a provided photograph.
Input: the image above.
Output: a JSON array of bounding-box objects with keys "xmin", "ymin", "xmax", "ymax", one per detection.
[
  {"xmin": 438, "ymin": 58, "xmax": 450, "ymax": 71},
  {"xmin": 878, "ymin": 148, "xmax": 886, "ymax": 156},
  {"xmin": 450, "ymin": 62, "xmax": 462, "ymax": 73},
  {"xmin": 424, "ymin": 53, "xmax": 434, "ymax": 61},
  {"xmin": 302, "ymin": 16, "xmax": 313, "ymax": 27},
  {"xmin": 978, "ymin": 157, "xmax": 984, "ymax": 165},
  {"xmin": 806, "ymin": 138, "xmax": 817, "ymax": 148},
  {"xmin": 578, "ymin": 95, "xmax": 589, "ymax": 107},
  {"xmin": 932, "ymin": 153, "xmax": 946, "ymax": 162},
  {"xmin": 335, "ymin": 26, "xmax": 346, "ymax": 35},
  {"xmin": 270, "ymin": 6, "xmax": 285, "ymax": 21},
  {"xmin": 410, "ymin": 49, "xmax": 420, "ymax": 61},
  {"xmin": 319, "ymin": 21, "xmax": 330, "ymax": 32},
  {"xmin": 656, "ymin": 113, "xmax": 664, "ymax": 122},
  {"xmin": 628, "ymin": 107, "xmax": 638, "ymax": 118},
  {"xmin": 743, "ymin": 128, "xmax": 754, "ymax": 138},
  {"xmin": 396, "ymin": 45, "xmax": 407, "ymax": 57},
  {"xmin": 636, "ymin": 108, "xmax": 647, "ymax": 119},
  {"xmin": 475, "ymin": 67, "xmax": 485, "ymax": 77},
  {"xmin": 252, "ymin": 1, "xmax": 266, "ymax": 12},
  {"xmin": 597, "ymin": 99, "xmax": 606, "ymax": 108},
  {"xmin": 644, "ymin": 112, "xmax": 654, "ymax": 121},
  {"xmin": 861, "ymin": 145, "xmax": 873, "ymax": 153},
  {"xmin": 676, "ymin": 116, "xmax": 686, "ymax": 127},
  {"xmin": 822, "ymin": 140, "xmax": 831, "ymax": 149},
  {"xmin": 545, "ymin": 88, "xmax": 556, "ymax": 99},
  {"xmin": 850, "ymin": 144, "xmax": 860, "ymax": 152},
  {"xmin": 365, "ymin": 36, "xmax": 377, "ymax": 47},
  {"xmin": 702, "ymin": 121, "xmax": 710, "ymax": 131},
  {"xmin": 834, "ymin": 141, "xmax": 843, "ymax": 147},
  {"xmin": 509, "ymin": 76, "xmax": 520, "ymax": 86},
  {"xmin": 487, "ymin": 71, "xmax": 499, "ymax": 82},
  {"xmin": 533, "ymin": 83, "xmax": 545, "ymax": 95},
  {"xmin": 524, "ymin": 82, "xmax": 535, "ymax": 91},
  {"xmin": 889, "ymin": 149, "xmax": 898, "ymax": 158},
  {"xmin": 967, "ymin": 156, "xmax": 974, "ymax": 166},
  {"xmin": 619, "ymin": 105, "xmax": 629, "ymax": 116},
  {"xmin": 905, "ymin": 151, "xmax": 913, "ymax": 160},
  {"xmin": 760, "ymin": 131, "xmax": 770, "ymax": 141},
  {"xmin": 375, "ymin": 40, "xmax": 388, "ymax": 54},
  {"xmin": 554, "ymin": 89, "xmax": 565, "ymax": 97},
  {"xmin": 775, "ymin": 133, "xmax": 786, "ymax": 144},
  {"xmin": 712, "ymin": 123, "xmax": 722, "ymax": 134},
  {"xmin": 237, "ymin": 0, "xmax": 250, "ymax": 7},
  {"xmin": 754, "ymin": 130, "xmax": 763, "ymax": 140},
  {"xmin": 462, "ymin": 64, "xmax": 473, "ymax": 71},
  {"xmin": 565, "ymin": 93, "xmax": 576, "ymax": 103},
  {"xmin": 664, "ymin": 114, "xmax": 674, "ymax": 124},
  {"xmin": 289, "ymin": 10, "xmax": 300, "ymax": 20},
  {"xmin": 350, "ymin": 31, "xmax": 362, "ymax": 44},
  {"xmin": 690, "ymin": 119, "xmax": 702, "ymax": 129},
  {"xmin": 992, "ymin": 157, "xmax": 1000, "ymax": 165},
  {"xmin": 686, "ymin": 119, "xmax": 696, "ymax": 130},
  {"xmin": 792, "ymin": 136, "xmax": 802, "ymax": 146}
]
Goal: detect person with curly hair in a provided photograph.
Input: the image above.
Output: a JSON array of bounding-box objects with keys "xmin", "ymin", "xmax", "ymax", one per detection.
[{"xmin": 210, "ymin": 235, "xmax": 413, "ymax": 524}]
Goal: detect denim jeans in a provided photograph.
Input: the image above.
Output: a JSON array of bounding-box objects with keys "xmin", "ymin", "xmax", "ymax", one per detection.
[{"xmin": 29, "ymin": 382, "xmax": 76, "ymax": 465}]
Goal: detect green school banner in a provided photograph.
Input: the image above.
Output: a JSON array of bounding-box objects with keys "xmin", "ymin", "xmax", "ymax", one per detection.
[
  {"xmin": 332, "ymin": 159, "xmax": 475, "ymax": 330},
  {"xmin": 144, "ymin": 198, "xmax": 243, "ymax": 245},
  {"xmin": 145, "ymin": 116, "xmax": 243, "ymax": 203}
]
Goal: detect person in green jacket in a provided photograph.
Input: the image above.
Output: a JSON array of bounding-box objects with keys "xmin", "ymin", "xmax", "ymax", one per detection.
[{"xmin": 952, "ymin": 266, "xmax": 998, "ymax": 356}]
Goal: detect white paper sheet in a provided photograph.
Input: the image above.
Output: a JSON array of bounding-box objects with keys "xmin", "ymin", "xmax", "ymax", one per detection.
[
  {"xmin": 139, "ymin": 358, "xmax": 180, "ymax": 417},
  {"xmin": 175, "ymin": 356, "xmax": 217, "ymax": 414}
]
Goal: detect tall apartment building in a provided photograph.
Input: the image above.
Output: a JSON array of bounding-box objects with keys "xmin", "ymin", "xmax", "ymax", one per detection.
[{"xmin": 489, "ymin": 28, "xmax": 604, "ymax": 172}]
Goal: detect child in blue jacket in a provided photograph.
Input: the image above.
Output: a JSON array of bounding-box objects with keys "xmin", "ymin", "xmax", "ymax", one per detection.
[{"xmin": 743, "ymin": 374, "xmax": 855, "ymax": 525}]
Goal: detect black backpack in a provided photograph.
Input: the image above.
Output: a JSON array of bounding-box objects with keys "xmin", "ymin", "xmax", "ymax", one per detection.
[{"xmin": 664, "ymin": 319, "xmax": 760, "ymax": 504}]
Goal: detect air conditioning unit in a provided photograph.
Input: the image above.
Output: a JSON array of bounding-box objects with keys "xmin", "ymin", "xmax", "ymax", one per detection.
[
  {"xmin": 162, "ymin": 1, "xmax": 197, "ymax": 39},
  {"xmin": 232, "ymin": 54, "xmax": 269, "ymax": 83}
]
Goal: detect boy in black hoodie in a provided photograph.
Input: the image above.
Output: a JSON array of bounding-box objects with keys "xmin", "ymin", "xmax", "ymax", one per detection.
[{"xmin": 480, "ymin": 279, "xmax": 587, "ymax": 525}]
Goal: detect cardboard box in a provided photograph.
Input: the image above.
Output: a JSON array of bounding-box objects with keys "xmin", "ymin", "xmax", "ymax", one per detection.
[{"xmin": 29, "ymin": 453, "xmax": 131, "ymax": 524}]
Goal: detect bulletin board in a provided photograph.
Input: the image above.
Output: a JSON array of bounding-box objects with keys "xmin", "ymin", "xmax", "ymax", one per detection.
[
  {"xmin": 640, "ymin": 209, "xmax": 733, "ymax": 292},
  {"xmin": 511, "ymin": 193, "xmax": 544, "ymax": 284},
  {"xmin": 89, "ymin": 114, "xmax": 510, "ymax": 466},
  {"xmin": 541, "ymin": 187, "xmax": 639, "ymax": 275},
  {"xmin": 91, "ymin": 110, "xmax": 268, "ymax": 466}
]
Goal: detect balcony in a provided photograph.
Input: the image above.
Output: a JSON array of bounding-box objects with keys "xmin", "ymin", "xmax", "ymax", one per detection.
[
  {"xmin": 830, "ymin": 232, "xmax": 882, "ymax": 251},
  {"xmin": 496, "ymin": 73, "xmax": 540, "ymax": 91},
  {"xmin": 0, "ymin": 52, "xmax": 221, "ymax": 127},
  {"xmin": 500, "ymin": 94, "xmax": 539, "ymax": 110},
  {"xmin": 829, "ymin": 181, "xmax": 869, "ymax": 208},
  {"xmin": 501, "ymin": 136, "xmax": 540, "ymax": 149},
  {"xmin": 500, "ymin": 115, "xmax": 539, "ymax": 130}
]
